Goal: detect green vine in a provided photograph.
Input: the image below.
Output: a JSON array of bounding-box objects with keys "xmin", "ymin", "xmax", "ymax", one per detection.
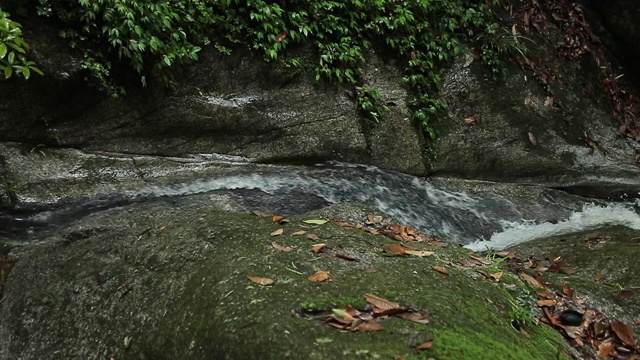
[{"xmin": 10, "ymin": 0, "xmax": 516, "ymax": 137}]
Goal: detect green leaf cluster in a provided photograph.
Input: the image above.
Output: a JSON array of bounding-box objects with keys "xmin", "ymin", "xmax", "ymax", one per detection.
[
  {"xmin": 16, "ymin": 0, "xmax": 514, "ymax": 135},
  {"xmin": 0, "ymin": 7, "xmax": 42, "ymax": 80}
]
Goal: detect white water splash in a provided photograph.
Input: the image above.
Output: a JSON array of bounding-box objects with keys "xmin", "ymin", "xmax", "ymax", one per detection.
[{"xmin": 465, "ymin": 202, "xmax": 640, "ymax": 251}]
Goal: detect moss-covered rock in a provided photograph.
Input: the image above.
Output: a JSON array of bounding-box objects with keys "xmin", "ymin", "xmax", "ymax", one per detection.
[{"xmin": 0, "ymin": 202, "xmax": 568, "ymax": 359}]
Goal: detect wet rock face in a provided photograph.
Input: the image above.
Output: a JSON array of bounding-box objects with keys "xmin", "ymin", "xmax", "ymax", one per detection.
[
  {"xmin": 431, "ymin": 15, "xmax": 640, "ymax": 198},
  {"xmin": 0, "ymin": 19, "xmax": 426, "ymax": 176}
]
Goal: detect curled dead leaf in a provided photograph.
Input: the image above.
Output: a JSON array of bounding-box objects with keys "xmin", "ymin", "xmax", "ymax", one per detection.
[
  {"xmin": 271, "ymin": 242, "xmax": 295, "ymax": 252},
  {"xmin": 537, "ymin": 299, "xmax": 556, "ymax": 307},
  {"xmin": 247, "ymin": 275, "xmax": 275, "ymax": 286},
  {"xmin": 363, "ymin": 293, "xmax": 400, "ymax": 311},
  {"xmin": 311, "ymin": 244, "xmax": 327, "ymax": 253},
  {"xmin": 519, "ymin": 273, "xmax": 543, "ymax": 289},
  {"xmin": 416, "ymin": 339, "xmax": 434, "ymax": 350},
  {"xmin": 290, "ymin": 230, "xmax": 306, "ymax": 236},
  {"xmin": 270, "ymin": 228, "xmax": 284, "ymax": 237},
  {"xmin": 385, "ymin": 244, "xmax": 406, "ymax": 255},
  {"xmin": 611, "ymin": 321, "xmax": 639, "ymax": 349},
  {"xmin": 432, "ymin": 266, "xmax": 449, "ymax": 275},
  {"xmin": 404, "ymin": 250, "xmax": 434, "ymax": 257},
  {"xmin": 308, "ymin": 270, "xmax": 330, "ymax": 282}
]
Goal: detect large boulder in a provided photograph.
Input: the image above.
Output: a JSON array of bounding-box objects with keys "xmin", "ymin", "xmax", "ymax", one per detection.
[
  {"xmin": 0, "ymin": 19, "xmax": 426, "ymax": 176},
  {"xmin": 430, "ymin": 2, "xmax": 640, "ymax": 198}
]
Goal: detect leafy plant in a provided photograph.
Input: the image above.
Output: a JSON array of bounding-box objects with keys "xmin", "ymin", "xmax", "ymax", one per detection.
[
  {"xmin": 1, "ymin": 181, "xmax": 19, "ymax": 207},
  {"xmin": 0, "ymin": 7, "xmax": 42, "ymax": 80},
  {"xmin": 355, "ymin": 85, "xmax": 389, "ymax": 124},
  {"xmin": 14, "ymin": 0, "xmax": 509, "ymax": 135}
]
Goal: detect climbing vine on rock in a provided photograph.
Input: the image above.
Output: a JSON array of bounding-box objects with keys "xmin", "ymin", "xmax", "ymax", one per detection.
[{"xmin": 12, "ymin": 0, "xmax": 513, "ymax": 135}]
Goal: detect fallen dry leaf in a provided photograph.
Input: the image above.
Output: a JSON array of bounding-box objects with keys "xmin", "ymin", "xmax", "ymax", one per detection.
[
  {"xmin": 469, "ymin": 254, "xmax": 492, "ymax": 265},
  {"xmin": 432, "ymin": 266, "xmax": 449, "ymax": 275},
  {"xmin": 464, "ymin": 116, "xmax": 475, "ymax": 124},
  {"xmin": 404, "ymin": 250, "xmax": 434, "ymax": 257},
  {"xmin": 416, "ymin": 340, "xmax": 434, "ymax": 350},
  {"xmin": 611, "ymin": 321, "xmax": 639, "ymax": 349},
  {"xmin": 270, "ymin": 228, "xmax": 284, "ymax": 237},
  {"xmin": 537, "ymin": 299, "xmax": 556, "ymax": 307},
  {"xmin": 595, "ymin": 272, "xmax": 602, "ymax": 281},
  {"xmin": 311, "ymin": 244, "xmax": 327, "ymax": 253},
  {"xmin": 307, "ymin": 233, "xmax": 320, "ymax": 241},
  {"xmin": 247, "ymin": 275, "xmax": 275, "ymax": 286},
  {"xmin": 272, "ymin": 242, "xmax": 295, "ymax": 252},
  {"xmin": 354, "ymin": 320, "xmax": 384, "ymax": 332},
  {"xmin": 335, "ymin": 254, "xmax": 358, "ymax": 261},
  {"xmin": 596, "ymin": 341, "xmax": 615, "ymax": 358},
  {"xmin": 519, "ymin": 273, "xmax": 543, "ymax": 289},
  {"xmin": 397, "ymin": 312, "xmax": 429, "ymax": 324},
  {"xmin": 364, "ymin": 293, "xmax": 400, "ymax": 311},
  {"xmin": 308, "ymin": 270, "xmax": 330, "ymax": 282},
  {"xmin": 385, "ymin": 244, "xmax": 406, "ymax": 255},
  {"xmin": 290, "ymin": 230, "xmax": 306, "ymax": 236},
  {"xmin": 272, "ymin": 215, "xmax": 284, "ymax": 223},
  {"xmin": 562, "ymin": 283, "xmax": 574, "ymax": 300},
  {"xmin": 363, "ymin": 268, "xmax": 378, "ymax": 273}
]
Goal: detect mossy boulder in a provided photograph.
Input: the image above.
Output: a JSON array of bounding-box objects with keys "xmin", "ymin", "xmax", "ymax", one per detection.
[{"xmin": 0, "ymin": 201, "xmax": 568, "ymax": 359}]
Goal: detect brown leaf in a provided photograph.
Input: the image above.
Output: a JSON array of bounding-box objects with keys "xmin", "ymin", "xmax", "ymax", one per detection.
[
  {"xmin": 432, "ymin": 266, "xmax": 449, "ymax": 275},
  {"xmin": 519, "ymin": 273, "xmax": 543, "ymax": 289},
  {"xmin": 363, "ymin": 293, "xmax": 400, "ymax": 311},
  {"xmin": 393, "ymin": 355, "xmax": 407, "ymax": 360},
  {"xmin": 495, "ymin": 251, "xmax": 515, "ymax": 258},
  {"xmin": 271, "ymin": 242, "xmax": 295, "ymax": 252},
  {"xmin": 410, "ymin": 52, "xmax": 417, "ymax": 61},
  {"xmin": 416, "ymin": 340, "xmax": 434, "ymax": 350},
  {"xmin": 477, "ymin": 270, "xmax": 503, "ymax": 281},
  {"xmin": 595, "ymin": 272, "xmax": 602, "ymax": 281},
  {"xmin": 469, "ymin": 254, "xmax": 492, "ymax": 265},
  {"xmin": 290, "ymin": 230, "xmax": 306, "ymax": 236},
  {"xmin": 464, "ymin": 116, "xmax": 475, "ymax": 124},
  {"xmin": 307, "ymin": 233, "xmax": 320, "ymax": 241},
  {"xmin": 596, "ymin": 341, "xmax": 615, "ymax": 358},
  {"xmin": 354, "ymin": 320, "xmax": 384, "ymax": 332},
  {"xmin": 404, "ymin": 250, "xmax": 434, "ymax": 257},
  {"xmin": 537, "ymin": 299, "xmax": 556, "ymax": 307},
  {"xmin": 308, "ymin": 270, "xmax": 330, "ymax": 282},
  {"xmin": 562, "ymin": 283, "xmax": 573, "ymax": 300},
  {"xmin": 363, "ymin": 268, "xmax": 378, "ymax": 273},
  {"xmin": 335, "ymin": 254, "xmax": 359, "ymax": 261},
  {"xmin": 397, "ymin": 312, "xmax": 429, "ymax": 324},
  {"xmin": 247, "ymin": 275, "xmax": 275, "ymax": 286},
  {"xmin": 275, "ymin": 31, "xmax": 288, "ymax": 42},
  {"xmin": 252, "ymin": 210, "xmax": 271, "ymax": 217},
  {"xmin": 272, "ymin": 215, "xmax": 285, "ymax": 223},
  {"xmin": 611, "ymin": 321, "xmax": 639, "ymax": 349},
  {"xmin": 311, "ymin": 244, "xmax": 327, "ymax": 253},
  {"xmin": 385, "ymin": 244, "xmax": 406, "ymax": 255},
  {"xmin": 270, "ymin": 228, "xmax": 284, "ymax": 237}
]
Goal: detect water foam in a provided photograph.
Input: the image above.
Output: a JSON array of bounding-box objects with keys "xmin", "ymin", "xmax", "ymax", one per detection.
[{"xmin": 464, "ymin": 201, "xmax": 640, "ymax": 251}]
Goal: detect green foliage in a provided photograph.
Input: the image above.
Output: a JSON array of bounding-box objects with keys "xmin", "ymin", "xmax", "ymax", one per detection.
[
  {"xmin": 355, "ymin": 85, "xmax": 389, "ymax": 124},
  {"xmin": 23, "ymin": 0, "xmax": 509, "ymax": 133},
  {"xmin": 0, "ymin": 7, "xmax": 42, "ymax": 80},
  {"xmin": 1, "ymin": 181, "xmax": 19, "ymax": 208}
]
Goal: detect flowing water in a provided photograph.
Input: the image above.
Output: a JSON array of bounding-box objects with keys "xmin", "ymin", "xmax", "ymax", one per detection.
[{"xmin": 4, "ymin": 160, "xmax": 640, "ymax": 250}]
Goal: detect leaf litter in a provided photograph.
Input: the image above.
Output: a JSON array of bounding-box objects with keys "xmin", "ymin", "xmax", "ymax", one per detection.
[{"xmin": 302, "ymin": 293, "xmax": 430, "ymax": 334}]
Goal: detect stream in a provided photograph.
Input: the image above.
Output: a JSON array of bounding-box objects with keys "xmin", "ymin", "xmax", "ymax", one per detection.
[{"xmin": 3, "ymin": 158, "xmax": 640, "ymax": 251}]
